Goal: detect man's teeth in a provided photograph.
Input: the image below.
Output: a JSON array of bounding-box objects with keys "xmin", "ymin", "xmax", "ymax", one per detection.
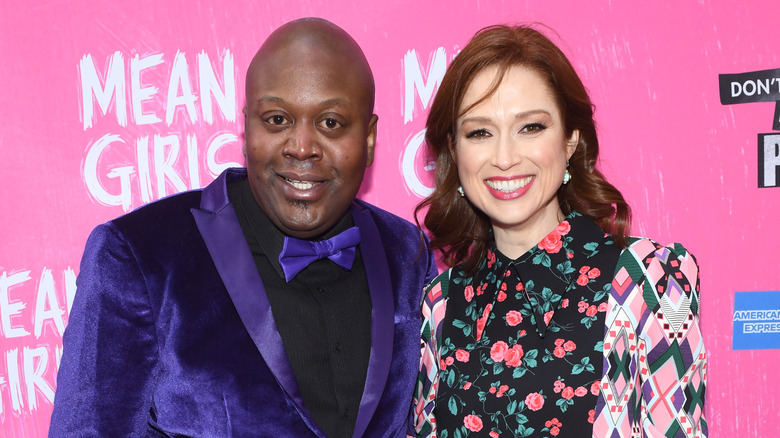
[
  {"xmin": 486, "ymin": 176, "xmax": 533, "ymax": 192},
  {"xmin": 285, "ymin": 178, "xmax": 316, "ymax": 190}
]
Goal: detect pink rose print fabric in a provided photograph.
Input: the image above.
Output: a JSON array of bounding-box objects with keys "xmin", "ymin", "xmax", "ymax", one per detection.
[
  {"xmin": 413, "ymin": 212, "xmax": 708, "ymax": 437},
  {"xmin": 416, "ymin": 213, "xmax": 617, "ymax": 437}
]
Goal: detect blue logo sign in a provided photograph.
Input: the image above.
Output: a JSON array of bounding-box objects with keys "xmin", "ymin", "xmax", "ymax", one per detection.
[{"xmin": 733, "ymin": 291, "xmax": 780, "ymax": 350}]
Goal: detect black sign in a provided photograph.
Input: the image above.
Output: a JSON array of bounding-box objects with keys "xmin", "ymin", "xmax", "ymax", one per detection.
[{"xmin": 720, "ymin": 68, "xmax": 780, "ymax": 130}]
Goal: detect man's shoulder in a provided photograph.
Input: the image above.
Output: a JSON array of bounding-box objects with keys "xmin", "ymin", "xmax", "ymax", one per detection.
[
  {"xmin": 353, "ymin": 198, "xmax": 417, "ymax": 234},
  {"xmin": 352, "ymin": 199, "xmax": 434, "ymax": 275},
  {"xmin": 79, "ymin": 189, "xmax": 208, "ymax": 272},
  {"xmin": 111, "ymin": 189, "xmax": 204, "ymax": 230},
  {"xmin": 109, "ymin": 168, "xmax": 240, "ymax": 231}
]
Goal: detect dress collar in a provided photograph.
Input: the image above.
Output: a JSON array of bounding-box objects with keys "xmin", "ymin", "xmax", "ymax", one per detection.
[
  {"xmin": 478, "ymin": 211, "xmax": 615, "ymax": 337},
  {"xmin": 487, "ymin": 211, "xmax": 613, "ymax": 270}
]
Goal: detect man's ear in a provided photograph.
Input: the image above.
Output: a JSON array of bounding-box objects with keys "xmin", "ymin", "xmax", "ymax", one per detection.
[
  {"xmin": 566, "ymin": 129, "xmax": 580, "ymax": 159},
  {"xmin": 242, "ymin": 107, "xmax": 248, "ymax": 157},
  {"xmin": 365, "ymin": 114, "xmax": 378, "ymax": 167}
]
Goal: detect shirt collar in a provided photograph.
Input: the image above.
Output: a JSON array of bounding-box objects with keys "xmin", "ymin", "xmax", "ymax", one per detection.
[{"xmin": 236, "ymin": 179, "xmax": 355, "ymax": 280}]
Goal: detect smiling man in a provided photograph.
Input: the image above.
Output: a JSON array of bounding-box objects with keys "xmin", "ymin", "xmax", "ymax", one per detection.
[{"xmin": 49, "ymin": 18, "xmax": 437, "ymax": 438}]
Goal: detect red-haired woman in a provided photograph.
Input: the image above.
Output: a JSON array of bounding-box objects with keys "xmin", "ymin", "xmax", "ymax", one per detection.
[{"xmin": 413, "ymin": 25, "xmax": 707, "ymax": 437}]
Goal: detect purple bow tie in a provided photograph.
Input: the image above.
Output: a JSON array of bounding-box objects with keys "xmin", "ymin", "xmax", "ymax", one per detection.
[{"xmin": 278, "ymin": 226, "xmax": 361, "ymax": 282}]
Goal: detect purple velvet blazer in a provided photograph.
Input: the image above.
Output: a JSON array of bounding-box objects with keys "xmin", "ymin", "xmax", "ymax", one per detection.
[{"xmin": 49, "ymin": 168, "xmax": 438, "ymax": 437}]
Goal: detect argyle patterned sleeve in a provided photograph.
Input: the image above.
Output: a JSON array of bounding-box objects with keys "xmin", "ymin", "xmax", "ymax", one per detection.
[
  {"xmin": 413, "ymin": 269, "xmax": 452, "ymax": 437},
  {"xmin": 593, "ymin": 239, "xmax": 707, "ymax": 437}
]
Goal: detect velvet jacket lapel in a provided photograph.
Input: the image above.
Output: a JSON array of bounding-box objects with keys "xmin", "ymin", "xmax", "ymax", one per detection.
[
  {"xmin": 190, "ymin": 169, "xmax": 397, "ymax": 437},
  {"xmin": 351, "ymin": 202, "xmax": 395, "ymax": 438},
  {"xmin": 191, "ymin": 169, "xmax": 323, "ymax": 436}
]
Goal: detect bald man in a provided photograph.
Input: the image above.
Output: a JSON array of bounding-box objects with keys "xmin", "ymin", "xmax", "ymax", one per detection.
[{"xmin": 49, "ymin": 18, "xmax": 437, "ymax": 438}]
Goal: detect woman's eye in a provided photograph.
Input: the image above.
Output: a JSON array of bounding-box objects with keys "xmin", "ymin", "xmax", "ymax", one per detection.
[
  {"xmin": 465, "ymin": 129, "xmax": 490, "ymax": 139},
  {"xmin": 521, "ymin": 123, "xmax": 547, "ymax": 133},
  {"xmin": 319, "ymin": 118, "xmax": 342, "ymax": 130}
]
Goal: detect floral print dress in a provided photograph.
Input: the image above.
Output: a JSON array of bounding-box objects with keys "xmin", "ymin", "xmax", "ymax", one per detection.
[{"xmin": 413, "ymin": 212, "xmax": 708, "ymax": 438}]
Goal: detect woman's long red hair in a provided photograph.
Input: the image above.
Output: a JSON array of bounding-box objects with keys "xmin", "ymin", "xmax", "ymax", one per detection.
[{"xmin": 416, "ymin": 24, "xmax": 631, "ymax": 274}]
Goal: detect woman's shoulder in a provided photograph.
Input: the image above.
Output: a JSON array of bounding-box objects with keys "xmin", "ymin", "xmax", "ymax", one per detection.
[
  {"xmin": 622, "ymin": 236, "xmax": 697, "ymax": 259},
  {"xmin": 617, "ymin": 237, "xmax": 699, "ymax": 273},
  {"xmin": 424, "ymin": 267, "xmax": 455, "ymax": 297},
  {"xmin": 423, "ymin": 263, "xmax": 479, "ymax": 302},
  {"xmin": 420, "ymin": 268, "xmax": 456, "ymax": 318},
  {"xmin": 613, "ymin": 236, "xmax": 701, "ymax": 308}
]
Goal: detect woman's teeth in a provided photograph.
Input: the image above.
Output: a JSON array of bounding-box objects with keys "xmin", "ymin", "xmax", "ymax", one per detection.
[{"xmin": 486, "ymin": 176, "xmax": 533, "ymax": 192}]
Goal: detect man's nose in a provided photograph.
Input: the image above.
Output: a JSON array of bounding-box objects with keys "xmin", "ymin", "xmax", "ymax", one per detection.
[{"xmin": 284, "ymin": 123, "xmax": 322, "ymax": 160}]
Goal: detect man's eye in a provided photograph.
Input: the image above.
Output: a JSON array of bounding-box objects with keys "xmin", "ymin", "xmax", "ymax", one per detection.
[
  {"xmin": 520, "ymin": 123, "xmax": 547, "ymax": 133},
  {"xmin": 265, "ymin": 115, "xmax": 288, "ymax": 125},
  {"xmin": 465, "ymin": 129, "xmax": 490, "ymax": 139},
  {"xmin": 319, "ymin": 118, "xmax": 342, "ymax": 129}
]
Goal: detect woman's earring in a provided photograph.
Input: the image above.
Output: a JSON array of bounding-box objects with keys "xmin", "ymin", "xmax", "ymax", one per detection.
[
  {"xmin": 458, "ymin": 186, "xmax": 465, "ymax": 197},
  {"xmin": 562, "ymin": 161, "xmax": 571, "ymax": 185}
]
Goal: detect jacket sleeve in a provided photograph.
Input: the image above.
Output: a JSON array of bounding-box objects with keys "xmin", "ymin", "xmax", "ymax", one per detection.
[
  {"xmin": 412, "ymin": 271, "xmax": 450, "ymax": 438},
  {"xmin": 49, "ymin": 223, "xmax": 159, "ymax": 437},
  {"xmin": 597, "ymin": 239, "xmax": 707, "ymax": 437}
]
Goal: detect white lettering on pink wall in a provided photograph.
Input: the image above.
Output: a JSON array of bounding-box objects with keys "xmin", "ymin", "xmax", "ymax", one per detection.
[
  {"xmin": 78, "ymin": 50, "xmax": 241, "ymax": 212},
  {"xmin": 401, "ymin": 47, "xmax": 458, "ymax": 197},
  {"xmin": 0, "ymin": 267, "xmax": 75, "ymax": 416}
]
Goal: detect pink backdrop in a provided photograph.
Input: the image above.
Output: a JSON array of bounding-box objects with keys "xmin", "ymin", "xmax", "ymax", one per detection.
[{"xmin": 2, "ymin": 1, "xmax": 778, "ymax": 436}]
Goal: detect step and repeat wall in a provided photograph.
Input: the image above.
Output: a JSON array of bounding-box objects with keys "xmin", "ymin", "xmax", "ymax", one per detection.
[{"xmin": 1, "ymin": 1, "xmax": 778, "ymax": 436}]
